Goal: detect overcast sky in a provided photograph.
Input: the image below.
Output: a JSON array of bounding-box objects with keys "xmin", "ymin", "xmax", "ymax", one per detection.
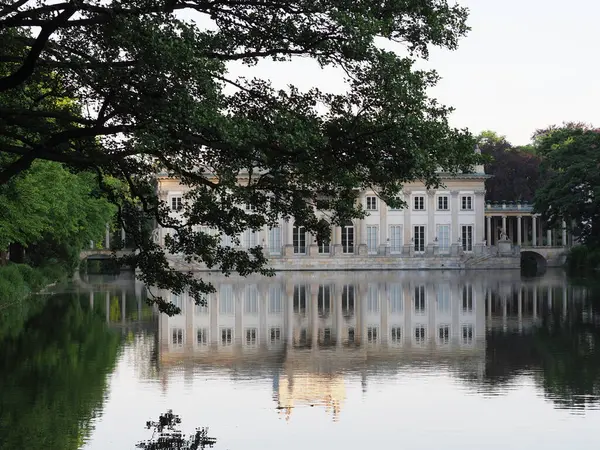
[{"xmin": 185, "ymin": 0, "xmax": 600, "ymax": 146}]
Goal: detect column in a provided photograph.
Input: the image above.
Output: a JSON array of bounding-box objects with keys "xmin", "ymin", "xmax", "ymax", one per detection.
[
  {"xmin": 547, "ymin": 229, "xmax": 552, "ymax": 247},
  {"xmin": 517, "ymin": 215, "xmax": 522, "ymax": 246},
  {"xmin": 475, "ymin": 190, "xmax": 485, "ymax": 244},
  {"xmin": 379, "ymin": 200, "xmax": 388, "ymax": 245},
  {"xmin": 359, "ymin": 193, "xmax": 367, "ymax": 246},
  {"xmin": 501, "ymin": 215, "xmax": 507, "ymax": 239},
  {"xmin": 105, "ymin": 223, "xmax": 110, "ymax": 249},
  {"xmin": 286, "ymin": 219, "xmax": 294, "ymax": 246},
  {"xmin": 538, "ymin": 218, "xmax": 543, "ymax": 246},
  {"xmin": 562, "ymin": 220, "xmax": 567, "ymax": 247},
  {"xmin": 532, "ymin": 215, "xmax": 537, "ymax": 247},
  {"xmin": 486, "ymin": 215, "xmax": 492, "ymax": 245},
  {"xmin": 450, "ymin": 190, "xmax": 459, "ymax": 244},
  {"xmin": 403, "ymin": 189, "xmax": 412, "ymax": 244},
  {"xmin": 427, "ymin": 191, "xmax": 435, "ymax": 243}
]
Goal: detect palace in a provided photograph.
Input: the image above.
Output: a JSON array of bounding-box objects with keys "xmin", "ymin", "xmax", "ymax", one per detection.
[{"xmin": 154, "ymin": 146, "xmax": 568, "ymax": 270}]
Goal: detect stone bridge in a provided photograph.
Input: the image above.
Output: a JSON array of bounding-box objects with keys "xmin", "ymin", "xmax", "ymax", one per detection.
[
  {"xmin": 79, "ymin": 249, "xmax": 133, "ymax": 261},
  {"xmin": 519, "ymin": 246, "xmax": 567, "ymax": 268}
]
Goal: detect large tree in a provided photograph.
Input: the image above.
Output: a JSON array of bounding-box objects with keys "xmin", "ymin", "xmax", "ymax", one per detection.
[
  {"xmin": 533, "ymin": 123, "xmax": 600, "ymax": 245},
  {"xmin": 1, "ymin": 1, "xmax": 479, "ymax": 312}
]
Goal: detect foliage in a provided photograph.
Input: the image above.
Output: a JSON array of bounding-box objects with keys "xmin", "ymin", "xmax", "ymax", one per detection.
[
  {"xmin": 0, "ymin": 1, "xmax": 481, "ymax": 313},
  {"xmin": 137, "ymin": 410, "xmax": 217, "ymax": 450},
  {"xmin": 0, "ymin": 160, "xmax": 116, "ymax": 269},
  {"xmin": 0, "ymin": 262, "xmax": 66, "ymax": 306},
  {"xmin": 533, "ymin": 123, "xmax": 600, "ymax": 245},
  {"xmin": 566, "ymin": 245, "xmax": 600, "ymax": 273},
  {"xmin": 0, "ymin": 292, "xmax": 121, "ymax": 450},
  {"xmin": 476, "ymin": 130, "xmax": 541, "ymax": 203}
]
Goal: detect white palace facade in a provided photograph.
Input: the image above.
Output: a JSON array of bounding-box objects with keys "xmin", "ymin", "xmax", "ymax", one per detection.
[{"xmin": 155, "ymin": 149, "xmax": 528, "ymax": 270}]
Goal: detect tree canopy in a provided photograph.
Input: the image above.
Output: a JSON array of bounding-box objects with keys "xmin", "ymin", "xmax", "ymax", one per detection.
[
  {"xmin": 1, "ymin": 1, "xmax": 481, "ymax": 311},
  {"xmin": 533, "ymin": 123, "xmax": 600, "ymax": 245}
]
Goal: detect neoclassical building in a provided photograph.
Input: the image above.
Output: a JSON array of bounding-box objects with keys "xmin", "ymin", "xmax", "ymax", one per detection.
[{"xmin": 156, "ymin": 148, "xmax": 496, "ymax": 269}]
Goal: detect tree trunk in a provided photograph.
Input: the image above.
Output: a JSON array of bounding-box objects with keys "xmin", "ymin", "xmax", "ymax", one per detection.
[
  {"xmin": 0, "ymin": 250, "xmax": 7, "ymax": 266},
  {"xmin": 8, "ymin": 242, "xmax": 25, "ymax": 264}
]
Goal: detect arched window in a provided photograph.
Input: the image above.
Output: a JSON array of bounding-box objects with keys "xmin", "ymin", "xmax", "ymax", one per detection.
[{"xmin": 293, "ymin": 225, "xmax": 306, "ymax": 254}]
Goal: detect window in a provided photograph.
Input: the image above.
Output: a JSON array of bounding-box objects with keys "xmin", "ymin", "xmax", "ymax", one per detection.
[
  {"xmin": 219, "ymin": 285, "xmax": 234, "ymax": 315},
  {"xmin": 461, "ymin": 225, "xmax": 473, "ymax": 252},
  {"xmin": 389, "ymin": 225, "xmax": 403, "ymax": 253},
  {"xmin": 244, "ymin": 285, "xmax": 258, "ymax": 314},
  {"xmin": 195, "ymin": 299, "xmax": 209, "ymax": 315},
  {"xmin": 367, "ymin": 285, "xmax": 379, "ymax": 313},
  {"xmin": 438, "ymin": 325, "xmax": 450, "ymax": 345},
  {"xmin": 391, "ymin": 327, "xmax": 402, "ymax": 343},
  {"xmin": 171, "ymin": 293, "xmax": 183, "ymax": 313},
  {"xmin": 437, "ymin": 285, "xmax": 451, "ymax": 314},
  {"xmin": 293, "ymin": 225, "xmax": 306, "ymax": 254},
  {"xmin": 414, "ymin": 285, "xmax": 426, "ymax": 313},
  {"xmin": 342, "ymin": 223, "xmax": 354, "ymax": 254},
  {"xmin": 171, "ymin": 328, "xmax": 184, "ymax": 347},
  {"xmin": 389, "ymin": 284, "xmax": 403, "ymax": 313},
  {"xmin": 414, "ymin": 225, "xmax": 425, "ymax": 252},
  {"xmin": 388, "ymin": 196, "xmax": 403, "ymax": 211},
  {"xmin": 268, "ymin": 285, "xmax": 282, "ymax": 314},
  {"xmin": 413, "ymin": 195, "xmax": 425, "ymax": 210},
  {"xmin": 437, "ymin": 196, "xmax": 449, "ymax": 210},
  {"xmin": 462, "ymin": 325, "xmax": 474, "ymax": 345},
  {"xmin": 293, "ymin": 284, "xmax": 307, "ymax": 316},
  {"xmin": 414, "ymin": 326, "xmax": 426, "ymax": 345},
  {"xmin": 437, "ymin": 224, "xmax": 450, "ymax": 253},
  {"xmin": 221, "ymin": 328, "xmax": 233, "ymax": 346},
  {"xmin": 197, "ymin": 328, "xmax": 208, "ymax": 346},
  {"xmin": 220, "ymin": 234, "xmax": 232, "ymax": 247},
  {"xmin": 244, "ymin": 229, "xmax": 258, "ymax": 249},
  {"xmin": 171, "ymin": 197, "xmax": 182, "ymax": 211},
  {"xmin": 318, "ymin": 285, "xmax": 331, "ymax": 317},
  {"xmin": 268, "ymin": 227, "xmax": 281, "ymax": 254},
  {"xmin": 245, "ymin": 203, "xmax": 256, "ymax": 211},
  {"xmin": 270, "ymin": 327, "xmax": 281, "ymax": 343},
  {"xmin": 366, "ymin": 196, "xmax": 378, "ymax": 210},
  {"xmin": 367, "ymin": 326, "xmax": 379, "ymax": 344},
  {"xmin": 461, "ymin": 195, "xmax": 473, "ymax": 211},
  {"xmin": 245, "ymin": 328, "xmax": 258, "ymax": 346},
  {"xmin": 342, "ymin": 285, "xmax": 355, "ymax": 317},
  {"xmin": 317, "ymin": 233, "xmax": 331, "ymax": 254},
  {"xmin": 462, "ymin": 285, "xmax": 473, "ymax": 312},
  {"xmin": 367, "ymin": 226, "xmax": 378, "ymax": 254}
]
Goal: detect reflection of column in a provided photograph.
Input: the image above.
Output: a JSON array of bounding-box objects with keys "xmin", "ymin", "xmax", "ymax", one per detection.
[
  {"xmin": 502, "ymin": 295, "xmax": 507, "ymax": 332},
  {"xmin": 235, "ymin": 287, "xmax": 243, "ymax": 348},
  {"xmin": 517, "ymin": 216, "xmax": 522, "ymax": 246},
  {"xmin": 106, "ymin": 291, "xmax": 110, "ymax": 323},
  {"xmin": 286, "ymin": 285, "xmax": 294, "ymax": 347},
  {"xmin": 517, "ymin": 287, "xmax": 523, "ymax": 333},
  {"xmin": 335, "ymin": 285, "xmax": 343, "ymax": 347},
  {"xmin": 259, "ymin": 285, "xmax": 267, "ymax": 347},
  {"xmin": 137, "ymin": 294, "xmax": 142, "ymax": 321},
  {"xmin": 90, "ymin": 291, "xmax": 94, "ymax": 309},
  {"xmin": 381, "ymin": 283, "xmax": 388, "ymax": 345},
  {"xmin": 532, "ymin": 216, "xmax": 537, "ymax": 247},
  {"xmin": 210, "ymin": 292, "xmax": 218, "ymax": 346},
  {"xmin": 533, "ymin": 285, "xmax": 538, "ymax": 320},
  {"xmin": 486, "ymin": 288, "xmax": 492, "ymax": 329},
  {"xmin": 311, "ymin": 285, "xmax": 319, "ymax": 349},
  {"xmin": 121, "ymin": 290, "xmax": 126, "ymax": 325},
  {"xmin": 562, "ymin": 285, "xmax": 568, "ymax": 320},
  {"xmin": 548, "ymin": 286, "xmax": 553, "ymax": 309},
  {"xmin": 486, "ymin": 215, "xmax": 492, "ymax": 245}
]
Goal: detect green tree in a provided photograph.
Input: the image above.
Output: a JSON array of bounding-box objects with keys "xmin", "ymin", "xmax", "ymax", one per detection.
[
  {"xmin": 0, "ymin": 292, "xmax": 121, "ymax": 450},
  {"xmin": 533, "ymin": 123, "xmax": 600, "ymax": 245},
  {"xmin": 1, "ymin": 1, "xmax": 480, "ymax": 311}
]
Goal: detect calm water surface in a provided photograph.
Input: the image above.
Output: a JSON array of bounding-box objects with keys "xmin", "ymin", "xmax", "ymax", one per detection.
[{"xmin": 2, "ymin": 269, "xmax": 600, "ymax": 450}]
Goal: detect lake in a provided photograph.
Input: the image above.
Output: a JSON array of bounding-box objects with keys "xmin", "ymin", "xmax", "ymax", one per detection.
[{"xmin": 1, "ymin": 269, "xmax": 600, "ymax": 450}]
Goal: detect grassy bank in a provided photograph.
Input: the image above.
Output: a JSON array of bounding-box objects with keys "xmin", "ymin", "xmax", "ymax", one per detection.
[{"xmin": 0, "ymin": 263, "xmax": 67, "ymax": 307}]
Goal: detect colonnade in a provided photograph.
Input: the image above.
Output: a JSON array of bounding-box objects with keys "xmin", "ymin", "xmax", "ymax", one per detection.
[{"xmin": 485, "ymin": 214, "xmax": 568, "ymax": 247}]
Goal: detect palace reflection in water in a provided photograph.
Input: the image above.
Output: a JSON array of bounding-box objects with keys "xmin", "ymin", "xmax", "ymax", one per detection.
[{"xmin": 154, "ymin": 270, "xmax": 581, "ymax": 419}]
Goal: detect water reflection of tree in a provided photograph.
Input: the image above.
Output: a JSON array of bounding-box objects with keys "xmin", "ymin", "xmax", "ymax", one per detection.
[
  {"xmin": 137, "ymin": 410, "xmax": 217, "ymax": 450},
  {"xmin": 0, "ymin": 293, "xmax": 121, "ymax": 450},
  {"xmin": 480, "ymin": 297, "xmax": 600, "ymax": 410}
]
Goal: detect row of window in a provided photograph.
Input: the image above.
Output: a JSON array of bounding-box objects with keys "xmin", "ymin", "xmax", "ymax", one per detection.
[
  {"xmin": 169, "ymin": 195, "xmax": 475, "ymax": 213},
  {"xmin": 171, "ymin": 324, "xmax": 475, "ymax": 347},
  {"xmin": 181, "ymin": 284, "xmax": 475, "ymax": 317}
]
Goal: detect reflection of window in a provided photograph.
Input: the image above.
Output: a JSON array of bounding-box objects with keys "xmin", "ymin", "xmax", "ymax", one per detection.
[
  {"xmin": 367, "ymin": 285, "xmax": 380, "ymax": 313},
  {"xmin": 245, "ymin": 328, "xmax": 257, "ymax": 346},
  {"xmin": 318, "ymin": 285, "xmax": 331, "ymax": 317},
  {"xmin": 342, "ymin": 285, "xmax": 355, "ymax": 317},
  {"xmin": 244, "ymin": 285, "xmax": 258, "ymax": 314},
  {"xmin": 197, "ymin": 328, "xmax": 208, "ymax": 346},
  {"xmin": 348, "ymin": 327, "xmax": 355, "ymax": 343},
  {"xmin": 219, "ymin": 285, "xmax": 234, "ymax": 315},
  {"xmin": 299, "ymin": 328, "xmax": 308, "ymax": 345},
  {"xmin": 414, "ymin": 326, "xmax": 426, "ymax": 344},
  {"xmin": 438, "ymin": 325, "xmax": 450, "ymax": 345},
  {"xmin": 171, "ymin": 328, "xmax": 184, "ymax": 347},
  {"xmin": 437, "ymin": 286, "xmax": 451, "ymax": 313},
  {"xmin": 414, "ymin": 285, "xmax": 426, "ymax": 313},
  {"xmin": 270, "ymin": 327, "xmax": 281, "ymax": 343},
  {"xmin": 320, "ymin": 328, "xmax": 332, "ymax": 345},
  {"xmin": 293, "ymin": 284, "xmax": 307, "ymax": 316},
  {"xmin": 462, "ymin": 325, "xmax": 474, "ymax": 345},
  {"xmin": 268, "ymin": 285, "xmax": 282, "ymax": 314},
  {"xmin": 389, "ymin": 284, "xmax": 403, "ymax": 313},
  {"xmin": 221, "ymin": 328, "xmax": 233, "ymax": 346},
  {"xmin": 391, "ymin": 327, "xmax": 402, "ymax": 343},
  {"xmin": 462, "ymin": 285, "xmax": 473, "ymax": 312},
  {"xmin": 367, "ymin": 326, "xmax": 379, "ymax": 343}
]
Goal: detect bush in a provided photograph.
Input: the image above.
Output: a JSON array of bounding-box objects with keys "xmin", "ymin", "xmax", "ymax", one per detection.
[
  {"xmin": 566, "ymin": 245, "xmax": 600, "ymax": 273},
  {"xmin": 0, "ymin": 263, "xmax": 67, "ymax": 306}
]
